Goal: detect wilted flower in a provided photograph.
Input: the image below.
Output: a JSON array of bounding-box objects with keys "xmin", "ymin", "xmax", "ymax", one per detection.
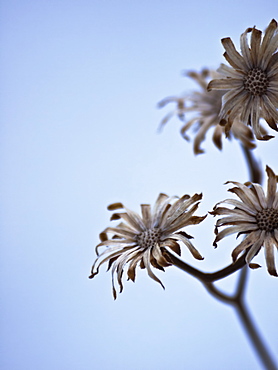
[
  {"xmin": 208, "ymin": 19, "xmax": 278, "ymax": 141},
  {"xmin": 158, "ymin": 69, "xmax": 259, "ymax": 154},
  {"xmin": 89, "ymin": 193, "xmax": 206, "ymax": 298},
  {"xmin": 211, "ymin": 166, "xmax": 278, "ymax": 276}
]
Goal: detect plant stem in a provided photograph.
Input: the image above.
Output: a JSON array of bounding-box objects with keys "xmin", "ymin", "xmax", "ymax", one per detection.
[
  {"xmin": 163, "ymin": 248, "xmax": 247, "ymax": 282},
  {"xmin": 235, "ymin": 299, "xmax": 277, "ymax": 370},
  {"xmin": 241, "ymin": 145, "xmax": 263, "ymax": 184},
  {"xmin": 204, "ymin": 268, "xmax": 277, "ymax": 370},
  {"xmin": 167, "ymin": 147, "xmax": 276, "ymax": 368}
]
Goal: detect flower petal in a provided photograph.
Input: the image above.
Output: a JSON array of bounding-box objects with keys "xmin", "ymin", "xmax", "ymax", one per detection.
[
  {"xmin": 231, "ymin": 230, "xmax": 260, "ymax": 261},
  {"xmin": 264, "ymin": 235, "xmax": 278, "ymax": 276},
  {"xmin": 221, "ymin": 37, "xmax": 247, "ymax": 70}
]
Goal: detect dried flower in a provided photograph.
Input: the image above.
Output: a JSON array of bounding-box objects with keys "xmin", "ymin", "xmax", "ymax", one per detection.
[
  {"xmin": 158, "ymin": 69, "xmax": 258, "ymax": 154},
  {"xmin": 208, "ymin": 19, "xmax": 278, "ymax": 141},
  {"xmin": 211, "ymin": 166, "xmax": 278, "ymax": 276},
  {"xmin": 89, "ymin": 193, "xmax": 206, "ymax": 298}
]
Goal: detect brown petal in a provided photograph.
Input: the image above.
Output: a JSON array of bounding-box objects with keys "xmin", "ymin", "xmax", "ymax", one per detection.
[
  {"xmin": 110, "ymin": 213, "xmax": 122, "ymax": 221},
  {"xmin": 168, "ymin": 241, "xmax": 181, "ymax": 255},
  {"xmin": 249, "ymin": 263, "xmax": 261, "ymax": 269},
  {"xmin": 99, "ymin": 231, "xmax": 108, "ymax": 242},
  {"xmin": 221, "ymin": 37, "xmax": 247, "ymax": 70},
  {"xmin": 266, "ymin": 165, "xmax": 277, "ymax": 207},
  {"xmin": 108, "ymin": 202, "xmax": 124, "ymax": 210}
]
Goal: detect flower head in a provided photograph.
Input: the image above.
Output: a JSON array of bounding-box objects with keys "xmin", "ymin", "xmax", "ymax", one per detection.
[
  {"xmin": 208, "ymin": 19, "xmax": 278, "ymax": 141},
  {"xmin": 211, "ymin": 166, "xmax": 278, "ymax": 276},
  {"xmin": 158, "ymin": 69, "xmax": 259, "ymax": 154},
  {"xmin": 89, "ymin": 193, "xmax": 206, "ymax": 298}
]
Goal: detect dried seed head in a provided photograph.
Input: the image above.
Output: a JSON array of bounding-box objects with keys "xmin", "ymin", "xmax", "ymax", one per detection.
[
  {"xmin": 255, "ymin": 208, "xmax": 278, "ymax": 231},
  {"xmin": 243, "ymin": 68, "xmax": 269, "ymax": 96},
  {"xmin": 136, "ymin": 228, "xmax": 161, "ymax": 249}
]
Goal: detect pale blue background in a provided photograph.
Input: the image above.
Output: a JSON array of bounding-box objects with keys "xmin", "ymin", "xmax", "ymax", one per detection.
[{"xmin": 1, "ymin": 1, "xmax": 278, "ymax": 369}]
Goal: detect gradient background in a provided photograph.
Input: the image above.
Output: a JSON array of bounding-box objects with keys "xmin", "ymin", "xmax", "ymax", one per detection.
[{"xmin": 1, "ymin": 1, "xmax": 278, "ymax": 369}]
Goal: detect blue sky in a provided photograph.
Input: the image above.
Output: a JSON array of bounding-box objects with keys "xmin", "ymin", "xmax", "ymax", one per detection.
[{"xmin": 1, "ymin": 1, "xmax": 278, "ymax": 369}]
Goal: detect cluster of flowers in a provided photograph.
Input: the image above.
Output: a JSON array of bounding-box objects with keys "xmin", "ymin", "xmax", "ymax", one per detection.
[
  {"xmin": 90, "ymin": 19, "xmax": 278, "ymax": 298},
  {"xmin": 158, "ymin": 19, "xmax": 278, "ymax": 153}
]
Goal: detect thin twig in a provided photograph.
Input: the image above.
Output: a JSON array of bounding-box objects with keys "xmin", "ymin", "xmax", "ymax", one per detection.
[
  {"xmin": 163, "ymin": 248, "xmax": 247, "ymax": 283},
  {"xmin": 241, "ymin": 145, "xmax": 263, "ymax": 184},
  {"xmin": 234, "ymin": 264, "xmax": 248, "ymax": 300},
  {"xmin": 202, "ymin": 267, "xmax": 248, "ymax": 303},
  {"xmin": 235, "ymin": 299, "xmax": 277, "ymax": 370},
  {"xmin": 203, "ymin": 271, "xmax": 277, "ymax": 370}
]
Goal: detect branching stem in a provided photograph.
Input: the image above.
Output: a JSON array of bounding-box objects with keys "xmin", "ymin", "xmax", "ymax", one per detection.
[
  {"xmin": 163, "ymin": 248, "xmax": 247, "ymax": 283},
  {"xmin": 241, "ymin": 145, "xmax": 263, "ymax": 184},
  {"xmin": 166, "ymin": 249, "xmax": 277, "ymax": 369},
  {"xmin": 166, "ymin": 147, "xmax": 276, "ymax": 369},
  {"xmin": 204, "ymin": 268, "xmax": 277, "ymax": 370}
]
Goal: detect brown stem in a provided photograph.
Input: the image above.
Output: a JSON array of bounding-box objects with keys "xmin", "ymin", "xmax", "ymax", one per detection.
[
  {"xmin": 241, "ymin": 145, "xmax": 263, "ymax": 184},
  {"xmin": 163, "ymin": 248, "xmax": 247, "ymax": 283},
  {"xmin": 203, "ymin": 269, "xmax": 277, "ymax": 370},
  {"xmin": 235, "ymin": 300, "xmax": 277, "ymax": 370},
  {"xmin": 203, "ymin": 266, "xmax": 248, "ymax": 303}
]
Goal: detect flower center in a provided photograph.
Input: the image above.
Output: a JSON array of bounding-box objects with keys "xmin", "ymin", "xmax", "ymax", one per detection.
[
  {"xmin": 243, "ymin": 68, "xmax": 269, "ymax": 96},
  {"xmin": 136, "ymin": 228, "xmax": 161, "ymax": 249},
  {"xmin": 255, "ymin": 208, "xmax": 278, "ymax": 231}
]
